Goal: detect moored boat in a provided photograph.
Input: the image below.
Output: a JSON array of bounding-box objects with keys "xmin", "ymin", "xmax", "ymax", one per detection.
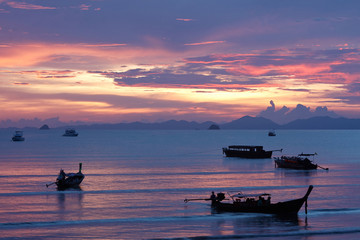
[
  {"xmin": 63, "ymin": 128, "xmax": 78, "ymax": 137},
  {"xmin": 12, "ymin": 131, "xmax": 25, "ymax": 141},
  {"xmin": 222, "ymin": 145, "xmax": 282, "ymax": 158},
  {"xmin": 185, "ymin": 185, "xmax": 313, "ymax": 215},
  {"xmin": 47, "ymin": 163, "xmax": 85, "ymax": 189},
  {"xmin": 274, "ymin": 153, "xmax": 328, "ymax": 170},
  {"xmin": 268, "ymin": 130, "xmax": 276, "ymax": 136}
]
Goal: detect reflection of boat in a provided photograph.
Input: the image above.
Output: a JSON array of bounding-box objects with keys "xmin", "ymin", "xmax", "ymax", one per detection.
[
  {"xmin": 47, "ymin": 163, "xmax": 84, "ymax": 189},
  {"xmin": 274, "ymin": 153, "xmax": 328, "ymax": 170},
  {"xmin": 63, "ymin": 129, "xmax": 78, "ymax": 137},
  {"xmin": 268, "ymin": 130, "xmax": 276, "ymax": 136},
  {"xmin": 222, "ymin": 145, "xmax": 282, "ymax": 158},
  {"xmin": 185, "ymin": 185, "xmax": 313, "ymax": 215},
  {"xmin": 12, "ymin": 131, "xmax": 25, "ymax": 141}
]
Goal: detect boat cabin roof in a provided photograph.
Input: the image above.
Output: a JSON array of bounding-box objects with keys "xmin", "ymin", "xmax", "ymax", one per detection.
[
  {"xmin": 228, "ymin": 145, "xmax": 264, "ymax": 150},
  {"xmin": 298, "ymin": 153, "xmax": 317, "ymax": 157},
  {"xmin": 229, "ymin": 192, "xmax": 271, "ymax": 199}
]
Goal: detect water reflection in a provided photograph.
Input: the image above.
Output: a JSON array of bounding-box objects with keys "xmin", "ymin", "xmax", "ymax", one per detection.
[
  {"xmin": 275, "ymin": 168, "xmax": 318, "ymax": 177},
  {"xmin": 210, "ymin": 213, "xmax": 306, "ymax": 237},
  {"xmin": 57, "ymin": 188, "xmax": 84, "ymax": 219},
  {"xmin": 222, "ymin": 157, "xmax": 269, "ymax": 171}
]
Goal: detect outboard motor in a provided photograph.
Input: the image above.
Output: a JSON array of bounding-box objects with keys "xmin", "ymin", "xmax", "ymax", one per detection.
[{"xmin": 216, "ymin": 192, "xmax": 225, "ymax": 201}]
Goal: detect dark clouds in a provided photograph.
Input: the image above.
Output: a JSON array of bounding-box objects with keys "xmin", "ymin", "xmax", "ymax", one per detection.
[{"xmin": 87, "ymin": 48, "xmax": 360, "ymax": 94}]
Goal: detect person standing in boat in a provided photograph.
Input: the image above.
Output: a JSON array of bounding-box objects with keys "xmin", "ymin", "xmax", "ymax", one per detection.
[{"xmin": 57, "ymin": 169, "xmax": 66, "ymax": 181}]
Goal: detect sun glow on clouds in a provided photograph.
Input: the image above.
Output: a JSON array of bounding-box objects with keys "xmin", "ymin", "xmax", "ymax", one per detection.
[{"xmin": 1, "ymin": 38, "xmax": 360, "ymax": 122}]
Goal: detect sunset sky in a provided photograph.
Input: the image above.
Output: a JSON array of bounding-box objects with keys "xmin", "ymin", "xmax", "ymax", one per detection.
[{"xmin": 1, "ymin": 0, "xmax": 360, "ymax": 124}]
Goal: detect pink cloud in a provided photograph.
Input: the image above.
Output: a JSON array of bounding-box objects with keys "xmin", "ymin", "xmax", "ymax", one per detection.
[
  {"xmin": 6, "ymin": 1, "xmax": 56, "ymax": 10},
  {"xmin": 185, "ymin": 41, "xmax": 225, "ymax": 46},
  {"xmin": 79, "ymin": 4, "xmax": 90, "ymax": 11},
  {"xmin": 176, "ymin": 18, "xmax": 194, "ymax": 22},
  {"xmin": 18, "ymin": 70, "xmax": 77, "ymax": 79}
]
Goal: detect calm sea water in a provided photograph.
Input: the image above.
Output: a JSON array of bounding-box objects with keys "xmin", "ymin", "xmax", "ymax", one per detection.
[{"xmin": 0, "ymin": 129, "xmax": 359, "ymax": 239}]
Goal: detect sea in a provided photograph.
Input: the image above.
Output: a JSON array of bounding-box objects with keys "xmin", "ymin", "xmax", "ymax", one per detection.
[{"xmin": 0, "ymin": 129, "xmax": 360, "ymax": 240}]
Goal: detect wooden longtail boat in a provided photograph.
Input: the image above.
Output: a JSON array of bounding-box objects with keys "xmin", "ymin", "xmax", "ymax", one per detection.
[
  {"xmin": 222, "ymin": 145, "xmax": 282, "ymax": 158},
  {"xmin": 274, "ymin": 153, "xmax": 328, "ymax": 170},
  {"xmin": 47, "ymin": 163, "xmax": 84, "ymax": 189},
  {"xmin": 185, "ymin": 185, "xmax": 313, "ymax": 215}
]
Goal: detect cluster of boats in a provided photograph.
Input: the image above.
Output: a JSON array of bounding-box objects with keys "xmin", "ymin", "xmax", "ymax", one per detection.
[
  {"xmin": 43, "ymin": 137, "xmax": 322, "ymax": 216},
  {"xmin": 11, "ymin": 129, "xmax": 79, "ymax": 141},
  {"xmin": 223, "ymin": 144, "xmax": 328, "ymax": 170},
  {"xmin": 51, "ymin": 162, "xmax": 313, "ymax": 216},
  {"xmin": 185, "ymin": 143, "xmax": 327, "ymax": 215}
]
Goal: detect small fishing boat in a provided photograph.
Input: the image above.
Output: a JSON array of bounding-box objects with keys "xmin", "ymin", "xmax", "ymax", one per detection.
[
  {"xmin": 268, "ymin": 130, "xmax": 276, "ymax": 136},
  {"xmin": 47, "ymin": 163, "xmax": 85, "ymax": 189},
  {"xmin": 185, "ymin": 185, "xmax": 313, "ymax": 215},
  {"xmin": 222, "ymin": 145, "xmax": 282, "ymax": 158},
  {"xmin": 274, "ymin": 153, "xmax": 328, "ymax": 170},
  {"xmin": 12, "ymin": 131, "xmax": 25, "ymax": 141},
  {"xmin": 63, "ymin": 128, "xmax": 78, "ymax": 137}
]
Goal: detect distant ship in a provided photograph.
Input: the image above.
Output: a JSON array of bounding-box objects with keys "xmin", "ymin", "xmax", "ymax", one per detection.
[
  {"xmin": 268, "ymin": 130, "xmax": 276, "ymax": 136},
  {"xmin": 12, "ymin": 131, "xmax": 25, "ymax": 141},
  {"xmin": 63, "ymin": 129, "xmax": 79, "ymax": 137}
]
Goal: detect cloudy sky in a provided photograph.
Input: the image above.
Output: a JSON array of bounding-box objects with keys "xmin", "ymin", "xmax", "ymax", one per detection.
[{"xmin": 1, "ymin": 0, "xmax": 360, "ymax": 124}]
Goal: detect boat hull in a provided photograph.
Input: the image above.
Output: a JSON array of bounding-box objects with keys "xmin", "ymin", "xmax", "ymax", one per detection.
[
  {"xmin": 56, "ymin": 173, "xmax": 84, "ymax": 189},
  {"xmin": 12, "ymin": 137, "xmax": 25, "ymax": 141},
  {"xmin": 274, "ymin": 159, "xmax": 317, "ymax": 170},
  {"xmin": 212, "ymin": 185, "xmax": 313, "ymax": 215},
  {"xmin": 213, "ymin": 197, "xmax": 305, "ymax": 215},
  {"xmin": 223, "ymin": 149, "xmax": 273, "ymax": 158}
]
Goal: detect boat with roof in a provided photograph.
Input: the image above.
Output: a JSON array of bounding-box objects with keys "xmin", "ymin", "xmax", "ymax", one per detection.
[
  {"xmin": 222, "ymin": 145, "xmax": 282, "ymax": 158},
  {"xmin": 12, "ymin": 131, "xmax": 25, "ymax": 141},
  {"xmin": 274, "ymin": 153, "xmax": 328, "ymax": 170},
  {"xmin": 185, "ymin": 185, "xmax": 313, "ymax": 215},
  {"xmin": 63, "ymin": 128, "xmax": 79, "ymax": 137}
]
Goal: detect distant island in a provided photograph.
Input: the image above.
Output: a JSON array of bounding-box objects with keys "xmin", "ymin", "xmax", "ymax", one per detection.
[
  {"xmin": 2, "ymin": 101, "xmax": 357, "ymax": 130},
  {"xmin": 39, "ymin": 124, "xmax": 50, "ymax": 130},
  {"xmin": 21, "ymin": 116, "xmax": 359, "ymax": 130}
]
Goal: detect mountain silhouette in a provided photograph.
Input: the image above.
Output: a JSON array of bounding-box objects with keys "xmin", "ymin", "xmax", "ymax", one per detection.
[{"xmin": 220, "ymin": 116, "xmax": 280, "ymax": 129}]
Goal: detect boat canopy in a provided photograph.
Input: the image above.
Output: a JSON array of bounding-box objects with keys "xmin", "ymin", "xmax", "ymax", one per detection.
[
  {"xmin": 228, "ymin": 145, "xmax": 264, "ymax": 151},
  {"xmin": 299, "ymin": 153, "xmax": 317, "ymax": 157},
  {"xmin": 229, "ymin": 192, "xmax": 271, "ymax": 199}
]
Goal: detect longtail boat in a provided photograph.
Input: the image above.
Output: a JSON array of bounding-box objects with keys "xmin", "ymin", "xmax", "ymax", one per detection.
[
  {"xmin": 222, "ymin": 145, "xmax": 282, "ymax": 158},
  {"xmin": 274, "ymin": 153, "xmax": 328, "ymax": 170},
  {"xmin": 185, "ymin": 185, "xmax": 313, "ymax": 215},
  {"xmin": 46, "ymin": 163, "xmax": 84, "ymax": 189}
]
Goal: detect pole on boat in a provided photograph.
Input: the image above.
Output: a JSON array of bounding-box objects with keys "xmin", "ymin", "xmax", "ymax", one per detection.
[
  {"xmin": 317, "ymin": 165, "xmax": 329, "ymax": 171},
  {"xmin": 184, "ymin": 198, "xmax": 211, "ymax": 203},
  {"xmin": 46, "ymin": 182, "xmax": 56, "ymax": 187},
  {"xmin": 305, "ymin": 199, "xmax": 308, "ymax": 214},
  {"xmin": 79, "ymin": 163, "xmax": 82, "ymax": 173}
]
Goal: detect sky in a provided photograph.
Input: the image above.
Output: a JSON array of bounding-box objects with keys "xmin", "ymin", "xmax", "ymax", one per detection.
[{"xmin": 1, "ymin": 0, "xmax": 360, "ymax": 125}]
